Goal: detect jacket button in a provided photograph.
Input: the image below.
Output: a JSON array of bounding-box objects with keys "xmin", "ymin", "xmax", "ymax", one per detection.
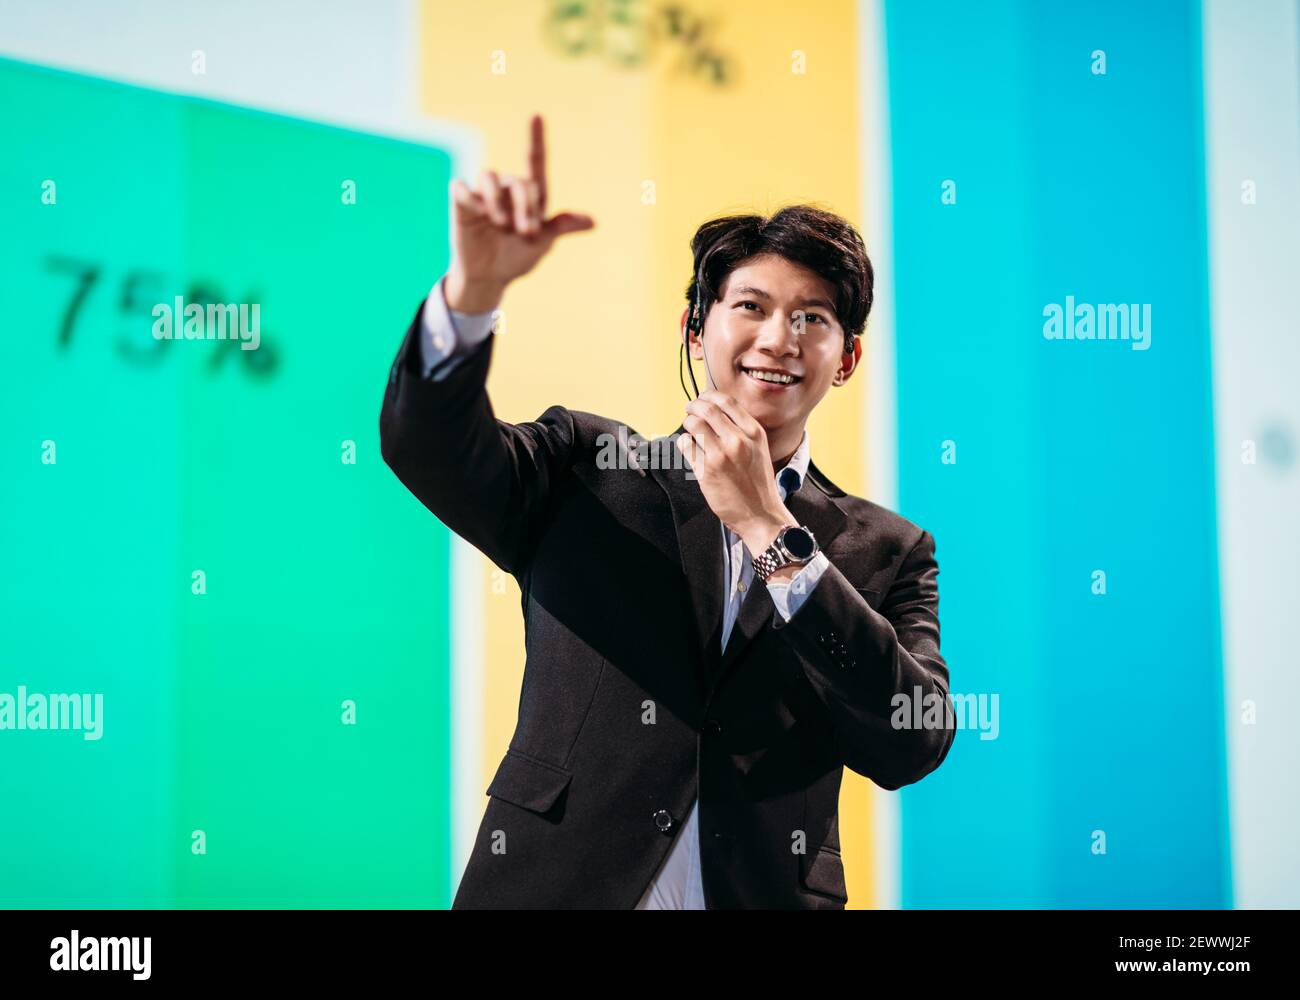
[
  {"xmin": 653, "ymin": 809, "xmax": 675, "ymax": 832},
  {"xmin": 703, "ymin": 719, "xmax": 723, "ymax": 738}
]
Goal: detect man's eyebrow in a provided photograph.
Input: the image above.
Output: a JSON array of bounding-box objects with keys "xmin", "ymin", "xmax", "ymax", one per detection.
[{"xmin": 730, "ymin": 284, "xmax": 837, "ymax": 313}]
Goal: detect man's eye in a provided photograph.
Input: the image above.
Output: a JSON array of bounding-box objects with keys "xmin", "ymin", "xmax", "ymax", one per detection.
[{"xmin": 734, "ymin": 301, "xmax": 827, "ymax": 325}]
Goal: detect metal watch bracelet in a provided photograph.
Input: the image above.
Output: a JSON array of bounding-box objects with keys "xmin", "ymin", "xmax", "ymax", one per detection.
[{"xmin": 752, "ymin": 523, "xmax": 813, "ymax": 582}]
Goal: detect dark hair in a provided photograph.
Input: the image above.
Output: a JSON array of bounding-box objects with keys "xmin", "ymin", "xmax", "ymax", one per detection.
[{"xmin": 685, "ymin": 204, "xmax": 874, "ymax": 351}]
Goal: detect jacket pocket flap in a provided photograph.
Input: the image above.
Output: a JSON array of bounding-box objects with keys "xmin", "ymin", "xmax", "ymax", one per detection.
[
  {"xmin": 487, "ymin": 749, "xmax": 574, "ymax": 815},
  {"xmin": 800, "ymin": 845, "xmax": 848, "ymax": 902}
]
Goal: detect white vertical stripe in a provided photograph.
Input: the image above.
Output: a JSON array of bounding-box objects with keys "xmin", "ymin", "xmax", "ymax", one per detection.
[
  {"xmin": 1202, "ymin": 0, "xmax": 1300, "ymax": 909},
  {"xmin": 449, "ymin": 538, "xmax": 485, "ymax": 896},
  {"xmin": 859, "ymin": 0, "xmax": 901, "ymax": 912}
]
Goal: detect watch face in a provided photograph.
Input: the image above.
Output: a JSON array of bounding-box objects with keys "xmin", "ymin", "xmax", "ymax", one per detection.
[{"xmin": 782, "ymin": 526, "xmax": 816, "ymax": 560}]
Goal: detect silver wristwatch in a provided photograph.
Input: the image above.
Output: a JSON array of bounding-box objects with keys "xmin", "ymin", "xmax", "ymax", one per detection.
[{"xmin": 751, "ymin": 524, "xmax": 819, "ymax": 582}]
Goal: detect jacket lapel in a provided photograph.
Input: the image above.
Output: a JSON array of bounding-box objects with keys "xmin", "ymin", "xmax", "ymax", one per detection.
[
  {"xmin": 645, "ymin": 428, "xmax": 725, "ymax": 691},
  {"xmin": 646, "ymin": 428, "xmax": 849, "ymax": 698}
]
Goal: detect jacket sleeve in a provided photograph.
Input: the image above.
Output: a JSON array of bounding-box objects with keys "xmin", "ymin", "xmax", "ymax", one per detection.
[
  {"xmin": 379, "ymin": 300, "xmax": 576, "ymax": 576},
  {"xmin": 770, "ymin": 529, "xmax": 955, "ymax": 790}
]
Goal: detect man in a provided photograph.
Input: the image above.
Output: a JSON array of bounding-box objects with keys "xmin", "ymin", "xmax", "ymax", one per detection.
[{"xmin": 379, "ymin": 114, "xmax": 955, "ymax": 909}]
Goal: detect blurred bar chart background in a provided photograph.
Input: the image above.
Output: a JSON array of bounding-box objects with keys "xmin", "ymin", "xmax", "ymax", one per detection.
[{"xmin": 0, "ymin": 0, "xmax": 1295, "ymax": 909}]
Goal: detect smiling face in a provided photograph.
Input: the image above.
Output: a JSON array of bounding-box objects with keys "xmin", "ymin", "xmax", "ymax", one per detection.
[{"xmin": 683, "ymin": 252, "xmax": 859, "ymax": 458}]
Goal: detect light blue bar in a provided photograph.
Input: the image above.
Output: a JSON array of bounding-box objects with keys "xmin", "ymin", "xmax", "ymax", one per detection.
[{"xmin": 885, "ymin": 0, "xmax": 1230, "ymax": 907}]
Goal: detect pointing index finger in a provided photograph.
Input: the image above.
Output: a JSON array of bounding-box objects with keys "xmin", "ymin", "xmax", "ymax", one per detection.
[{"xmin": 529, "ymin": 113, "xmax": 548, "ymax": 215}]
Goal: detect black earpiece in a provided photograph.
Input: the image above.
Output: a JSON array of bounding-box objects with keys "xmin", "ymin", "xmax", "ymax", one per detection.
[{"xmin": 679, "ymin": 263, "xmax": 706, "ymax": 401}]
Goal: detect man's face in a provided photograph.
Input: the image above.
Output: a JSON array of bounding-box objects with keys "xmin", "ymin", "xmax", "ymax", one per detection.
[{"xmin": 684, "ymin": 253, "xmax": 857, "ymax": 435}]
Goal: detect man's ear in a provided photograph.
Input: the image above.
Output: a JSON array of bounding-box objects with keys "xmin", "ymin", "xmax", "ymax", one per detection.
[
  {"xmin": 681, "ymin": 305, "xmax": 704, "ymax": 360},
  {"xmin": 832, "ymin": 337, "xmax": 862, "ymax": 386}
]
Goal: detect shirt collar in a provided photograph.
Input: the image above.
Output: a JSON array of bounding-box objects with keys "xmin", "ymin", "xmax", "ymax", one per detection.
[{"xmin": 776, "ymin": 430, "xmax": 810, "ymax": 498}]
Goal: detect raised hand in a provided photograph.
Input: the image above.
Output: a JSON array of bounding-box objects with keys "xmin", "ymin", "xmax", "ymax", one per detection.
[{"xmin": 446, "ymin": 113, "xmax": 596, "ymax": 312}]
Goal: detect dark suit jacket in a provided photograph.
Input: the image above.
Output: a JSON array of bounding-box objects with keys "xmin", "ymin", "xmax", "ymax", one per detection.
[{"xmin": 379, "ymin": 304, "xmax": 955, "ymax": 909}]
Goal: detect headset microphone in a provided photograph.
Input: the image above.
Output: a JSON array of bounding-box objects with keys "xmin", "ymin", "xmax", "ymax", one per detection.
[{"xmin": 679, "ymin": 260, "xmax": 713, "ymax": 401}]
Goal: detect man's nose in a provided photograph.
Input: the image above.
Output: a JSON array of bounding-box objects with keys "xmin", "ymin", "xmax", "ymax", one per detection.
[{"xmin": 752, "ymin": 310, "xmax": 801, "ymax": 354}]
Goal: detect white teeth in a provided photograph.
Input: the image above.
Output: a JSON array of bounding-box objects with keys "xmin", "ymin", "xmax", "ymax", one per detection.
[{"xmin": 744, "ymin": 368, "xmax": 796, "ymax": 384}]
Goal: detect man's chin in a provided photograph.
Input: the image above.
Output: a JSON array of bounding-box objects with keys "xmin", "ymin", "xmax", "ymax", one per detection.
[{"xmin": 745, "ymin": 397, "xmax": 798, "ymax": 432}]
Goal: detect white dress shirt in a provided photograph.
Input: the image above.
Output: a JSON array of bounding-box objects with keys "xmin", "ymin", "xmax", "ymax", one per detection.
[{"xmin": 417, "ymin": 274, "xmax": 830, "ymax": 908}]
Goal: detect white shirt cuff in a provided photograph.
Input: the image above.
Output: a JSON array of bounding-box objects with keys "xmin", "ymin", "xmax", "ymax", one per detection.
[
  {"xmin": 765, "ymin": 550, "xmax": 830, "ymax": 621},
  {"xmin": 417, "ymin": 272, "xmax": 498, "ymax": 380}
]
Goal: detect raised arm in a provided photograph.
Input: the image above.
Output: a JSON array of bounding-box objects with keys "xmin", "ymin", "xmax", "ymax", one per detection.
[{"xmin": 379, "ymin": 114, "xmax": 595, "ymax": 575}]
